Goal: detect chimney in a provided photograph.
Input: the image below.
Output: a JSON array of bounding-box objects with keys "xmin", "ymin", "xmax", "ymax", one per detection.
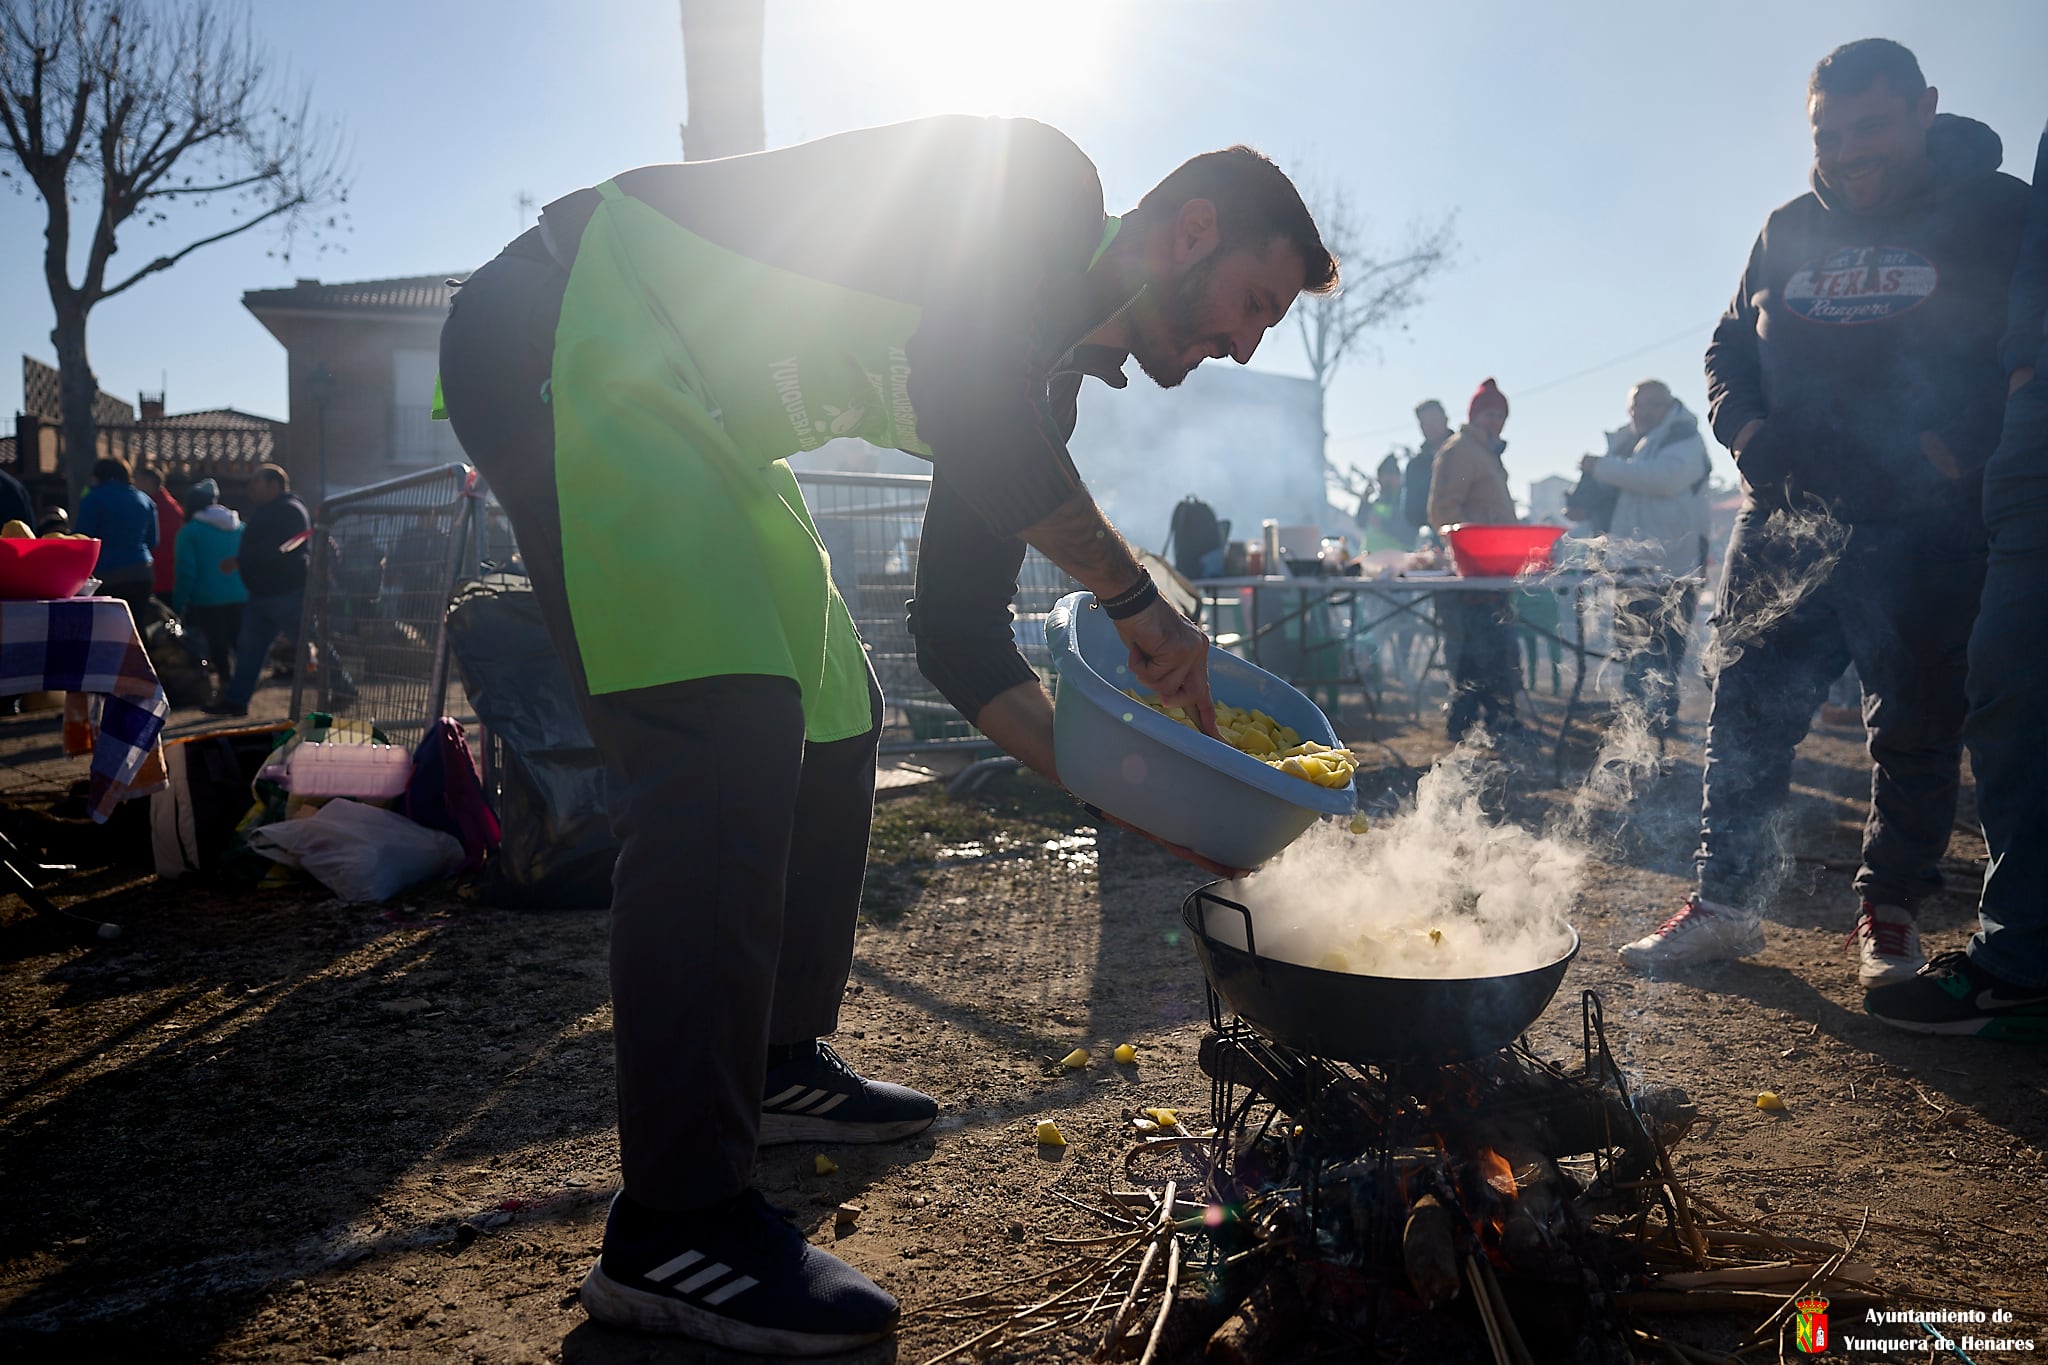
[{"xmin": 139, "ymin": 390, "xmax": 166, "ymax": 423}]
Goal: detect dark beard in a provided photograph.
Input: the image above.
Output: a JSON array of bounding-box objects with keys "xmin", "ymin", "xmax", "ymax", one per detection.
[{"xmin": 1129, "ymin": 257, "xmax": 1217, "ymax": 389}]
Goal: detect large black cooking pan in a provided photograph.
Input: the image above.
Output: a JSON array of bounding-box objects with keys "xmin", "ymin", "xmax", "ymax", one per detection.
[{"xmin": 1183, "ymin": 884, "xmax": 1580, "ymax": 1065}]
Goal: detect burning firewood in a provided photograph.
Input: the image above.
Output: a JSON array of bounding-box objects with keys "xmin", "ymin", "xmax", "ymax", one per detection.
[
  {"xmin": 923, "ymin": 989, "xmax": 1891, "ymax": 1365},
  {"xmin": 1466, "ymin": 1254, "xmax": 1536, "ymax": 1365},
  {"xmin": 1652, "ymin": 1261, "xmax": 1878, "ymax": 1292},
  {"xmin": 1400, "ymin": 1194, "xmax": 1460, "ymax": 1307},
  {"xmin": 1204, "ymin": 1269, "xmax": 1304, "ymax": 1365}
]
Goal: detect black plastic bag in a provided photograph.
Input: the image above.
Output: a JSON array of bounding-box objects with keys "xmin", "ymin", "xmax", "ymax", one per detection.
[
  {"xmin": 445, "ymin": 574, "xmax": 617, "ymax": 909},
  {"xmin": 142, "ymin": 613, "xmax": 216, "ymax": 709}
]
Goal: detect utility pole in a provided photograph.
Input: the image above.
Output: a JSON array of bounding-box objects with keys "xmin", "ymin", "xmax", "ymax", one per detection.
[{"xmin": 678, "ymin": 0, "xmax": 766, "ymax": 161}]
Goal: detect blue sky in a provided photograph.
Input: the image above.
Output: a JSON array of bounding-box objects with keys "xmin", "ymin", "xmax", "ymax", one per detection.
[{"xmin": 3, "ymin": 0, "xmax": 2043, "ymax": 505}]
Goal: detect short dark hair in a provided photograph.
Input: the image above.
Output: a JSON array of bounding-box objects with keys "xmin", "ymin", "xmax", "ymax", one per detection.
[
  {"xmin": 135, "ymin": 467, "xmax": 162, "ymax": 489},
  {"xmin": 1137, "ymin": 146, "xmax": 1338, "ymax": 295},
  {"xmin": 1809, "ymin": 38, "xmax": 1926, "ymax": 103},
  {"xmin": 256, "ymin": 462, "xmax": 290, "ymax": 491},
  {"xmin": 1415, "ymin": 399, "xmax": 1446, "ymax": 419},
  {"xmin": 92, "ymin": 457, "xmax": 132, "ymax": 485}
]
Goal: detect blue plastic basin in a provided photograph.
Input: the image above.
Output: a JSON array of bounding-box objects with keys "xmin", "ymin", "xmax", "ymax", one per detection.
[{"xmin": 1046, "ymin": 591, "xmax": 1354, "ymax": 870}]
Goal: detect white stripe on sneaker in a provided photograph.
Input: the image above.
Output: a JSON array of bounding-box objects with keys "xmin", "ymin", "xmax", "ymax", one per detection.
[
  {"xmin": 645, "ymin": 1249, "xmax": 704, "ymax": 1283},
  {"xmin": 764, "ymin": 1084, "xmax": 808, "ymax": 1108},
  {"xmin": 675, "ymin": 1262, "xmax": 733, "ymax": 1294},
  {"xmin": 701, "ymin": 1274, "xmax": 759, "ymax": 1306},
  {"xmin": 809, "ymin": 1093, "xmax": 849, "ymax": 1116},
  {"xmin": 783, "ymin": 1088, "xmax": 830, "ymax": 1112}
]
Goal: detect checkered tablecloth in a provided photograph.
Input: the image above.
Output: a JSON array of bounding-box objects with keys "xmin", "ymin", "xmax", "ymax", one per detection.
[{"xmin": 0, "ymin": 597, "xmax": 170, "ymax": 822}]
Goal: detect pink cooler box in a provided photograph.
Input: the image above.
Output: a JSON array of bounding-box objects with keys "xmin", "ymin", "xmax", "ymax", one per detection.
[{"xmin": 287, "ymin": 742, "xmax": 413, "ymax": 800}]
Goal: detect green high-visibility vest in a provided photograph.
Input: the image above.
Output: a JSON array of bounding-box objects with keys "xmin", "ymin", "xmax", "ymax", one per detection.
[{"xmin": 548, "ymin": 181, "xmax": 920, "ymax": 741}]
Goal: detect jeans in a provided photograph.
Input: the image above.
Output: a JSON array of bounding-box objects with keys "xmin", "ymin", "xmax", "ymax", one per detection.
[
  {"xmin": 1965, "ymin": 376, "xmax": 2048, "ymax": 987},
  {"xmin": 439, "ymin": 237, "xmax": 884, "ymax": 1211},
  {"xmin": 225, "ymin": 590, "xmax": 304, "ymax": 708},
  {"xmin": 1695, "ymin": 499, "xmax": 1986, "ymax": 914}
]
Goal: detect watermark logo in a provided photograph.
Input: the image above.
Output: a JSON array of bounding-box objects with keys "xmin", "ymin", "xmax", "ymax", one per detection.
[
  {"xmin": 1795, "ymin": 1296, "xmax": 1829, "ymax": 1354},
  {"xmin": 1846, "ymin": 1305, "xmax": 2035, "ymax": 1354}
]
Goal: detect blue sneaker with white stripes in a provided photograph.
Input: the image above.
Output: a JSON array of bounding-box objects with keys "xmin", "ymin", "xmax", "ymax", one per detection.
[
  {"xmin": 580, "ymin": 1189, "xmax": 898, "ymax": 1353},
  {"xmin": 759, "ymin": 1041, "xmax": 938, "ymax": 1145}
]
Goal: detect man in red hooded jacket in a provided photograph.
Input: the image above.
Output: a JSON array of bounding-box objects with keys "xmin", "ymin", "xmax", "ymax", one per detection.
[{"xmin": 135, "ymin": 468, "xmax": 183, "ymax": 604}]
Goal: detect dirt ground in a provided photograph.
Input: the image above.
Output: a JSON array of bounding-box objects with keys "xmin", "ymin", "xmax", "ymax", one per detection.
[{"xmin": 0, "ymin": 676, "xmax": 2044, "ymax": 1364}]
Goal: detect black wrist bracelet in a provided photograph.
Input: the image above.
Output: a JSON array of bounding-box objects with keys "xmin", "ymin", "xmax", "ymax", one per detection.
[
  {"xmin": 1098, "ymin": 572, "xmax": 1153, "ymax": 609},
  {"xmin": 1100, "ymin": 576, "xmax": 1160, "ymax": 620}
]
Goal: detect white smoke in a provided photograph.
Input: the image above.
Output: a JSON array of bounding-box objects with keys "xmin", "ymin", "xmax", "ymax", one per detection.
[
  {"xmin": 1223, "ymin": 750, "xmax": 1582, "ymax": 979},
  {"xmin": 1697, "ymin": 506, "xmax": 1847, "ymax": 678},
  {"xmin": 1204, "ymin": 505, "xmax": 1854, "ymax": 981}
]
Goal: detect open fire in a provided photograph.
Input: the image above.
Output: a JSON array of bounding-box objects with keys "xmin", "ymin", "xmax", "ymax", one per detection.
[
  {"xmin": 915, "ymin": 982, "xmax": 1881, "ymax": 1363},
  {"xmin": 1171, "ymin": 990, "xmax": 1697, "ymax": 1362}
]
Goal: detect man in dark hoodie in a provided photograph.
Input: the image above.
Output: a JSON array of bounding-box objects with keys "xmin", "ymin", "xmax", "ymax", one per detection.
[
  {"xmin": 206, "ymin": 463, "xmax": 310, "ymax": 718},
  {"xmin": 1618, "ymin": 40, "xmax": 2028, "ymax": 987},
  {"xmin": 1866, "ymin": 118, "xmax": 2048, "ymax": 1040}
]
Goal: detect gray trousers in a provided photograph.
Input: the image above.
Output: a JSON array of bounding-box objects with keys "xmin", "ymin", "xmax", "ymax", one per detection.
[{"xmin": 439, "ymin": 237, "xmax": 882, "ymax": 1210}]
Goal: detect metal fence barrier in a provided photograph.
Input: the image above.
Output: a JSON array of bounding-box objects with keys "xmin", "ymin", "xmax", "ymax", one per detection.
[
  {"xmin": 290, "ymin": 464, "xmax": 1071, "ymax": 755},
  {"xmin": 291, "ymin": 462, "xmax": 482, "ymax": 747},
  {"xmin": 795, "ymin": 469, "xmax": 1073, "ymax": 752}
]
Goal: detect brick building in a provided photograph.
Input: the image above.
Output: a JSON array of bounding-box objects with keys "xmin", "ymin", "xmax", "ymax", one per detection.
[
  {"xmin": 241, "ymin": 275, "xmax": 466, "ymax": 499},
  {"xmin": 6, "ymin": 356, "xmax": 281, "ymax": 516}
]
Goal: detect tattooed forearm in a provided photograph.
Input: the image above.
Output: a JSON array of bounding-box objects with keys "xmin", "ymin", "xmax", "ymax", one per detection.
[{"xmin": 1017, "ymin": 488, "xmax": 1146, "ymax": 598}]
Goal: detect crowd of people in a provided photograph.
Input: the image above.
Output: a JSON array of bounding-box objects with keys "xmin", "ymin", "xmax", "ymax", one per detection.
[
  {"xmin": 1356, "ymin": 375, "xmax": 1712, "ymax": 742},
  {"xmin": 62, "ymin": 458, "xmax": 311, "ymax": 715}
]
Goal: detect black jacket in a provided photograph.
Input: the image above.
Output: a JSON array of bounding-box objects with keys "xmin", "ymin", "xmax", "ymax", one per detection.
[
  {"xmin": 1401, "ymin": 432, "xmax": 1452, "ymax": 532},
  {"xmin": 239, "ymin": 493, "xmax": 311, "ymax": 599},
  {"xmin": 1705, "ymin": 114, "xmax": 2029, "ymax": 522},
  {"xmin": 2004, "ymin": 119, "xmax": 2048, "ymax": 379},
  {"xmin": 0, "ymin": 469, "xmax": 33, "ymax": 530}
]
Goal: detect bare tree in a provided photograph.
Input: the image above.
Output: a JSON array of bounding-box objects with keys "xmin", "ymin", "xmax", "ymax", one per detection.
[
  {"xmin": 0, "ymin": 0, "xmax": 349, "ymax": 490},
  {"xmin": 1298, "ymin": 187, "xmax": 1455, "ymax": 494}
]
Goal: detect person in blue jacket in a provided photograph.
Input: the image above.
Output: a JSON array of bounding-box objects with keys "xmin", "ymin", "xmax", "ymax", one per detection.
[
  {"xmin": 171, "ymin": 479, "xmax": 247, "ymax": 697},
  {"xmin": 73, "ymin": 457, "xmax": 158, "ymax": 616}
]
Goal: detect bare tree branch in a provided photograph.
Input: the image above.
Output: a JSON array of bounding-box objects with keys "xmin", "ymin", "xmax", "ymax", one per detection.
[
  {"xmin": 0, "ymin": 0, "xmax": 351, "ymax": 488},
  {"xmin": 97, "ymin": 194, "xmax": 293, "ymax": 300},
  {"xmin": 1293, "ymin": 185, "xmax": 1457, "ymax": 506},
  {"xmin": 139, "ymin": 168, "xmax": 270, "ymax": 198},
  {"xmin": 1296, "ymin": 187, "xmax": 1457, "ymax": 396}
]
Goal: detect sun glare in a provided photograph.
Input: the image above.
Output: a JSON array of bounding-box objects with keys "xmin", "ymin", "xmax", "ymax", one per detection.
[{"xmin": 840, "ymin": 1, "xmax": 1126, "ymax": 115}]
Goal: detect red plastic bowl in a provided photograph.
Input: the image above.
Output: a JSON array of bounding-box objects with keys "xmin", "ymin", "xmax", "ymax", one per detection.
[
  {"xmin": 0, "ymin": 537, "xmax": 103, "ymax": 601},
  {"xmin": 1444, "ymin": 524, "xmax": 1565, "ymax": 578}
]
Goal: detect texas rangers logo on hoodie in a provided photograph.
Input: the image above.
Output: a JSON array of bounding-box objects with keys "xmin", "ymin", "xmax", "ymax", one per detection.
[{"xmin": 1784, "ymin": 245, "xmax": 1939, "ymax": 325}]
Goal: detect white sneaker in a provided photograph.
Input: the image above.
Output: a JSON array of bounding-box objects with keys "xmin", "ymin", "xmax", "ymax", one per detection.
[
  {"xmin": 1618, "ymin": 896, "xmax": 1763, "ymax": 973},
  {"xmin": 1849, "ymin": 901, "xmax": 1924, "ymax": 989}
]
